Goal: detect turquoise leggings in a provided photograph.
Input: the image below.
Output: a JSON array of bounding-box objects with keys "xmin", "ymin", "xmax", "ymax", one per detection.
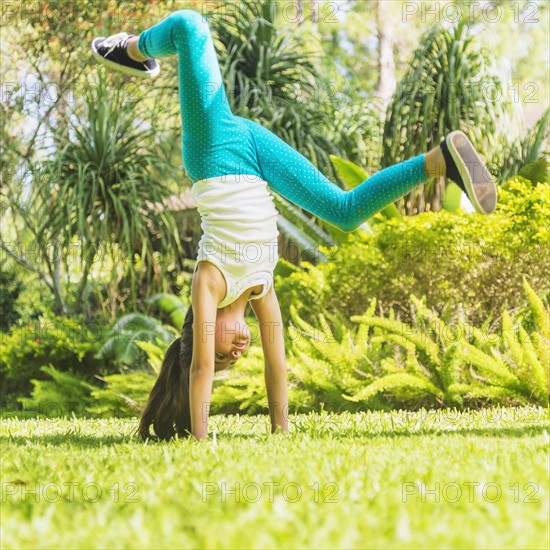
[{"xmin": 138, "ymin": 10, "xmax": 426, "ymax": 232}]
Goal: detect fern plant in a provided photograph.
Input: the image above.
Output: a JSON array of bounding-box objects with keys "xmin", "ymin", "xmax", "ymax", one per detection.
[
  {"xmin": 287, "ymin": 299, "xmax": 397, "ymax": 411},
  {"xmin": 287, "ymin": 278, "xmax": 549, "ymax": 410},
  {"xmin": 88, "ymin": 371, "xmax": 156, "ymax": 417},
  {"xmin": 356, "ymin": 281, "xmax": 548, "ymax": 407},
  {"xmin": 18, "ymin": 365, "xmax": 96, "ymax": 417}
]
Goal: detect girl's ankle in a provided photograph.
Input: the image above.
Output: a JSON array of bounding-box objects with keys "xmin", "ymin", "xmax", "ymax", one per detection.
[{"xmin": 127, "ymin": 36, "xmax": 148, "ymax": 62}]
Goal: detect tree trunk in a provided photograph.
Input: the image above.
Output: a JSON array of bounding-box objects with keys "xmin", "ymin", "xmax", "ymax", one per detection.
[
  {"xmin": 75, "ymin": 242, "xmax": 97, "ymax": 318},
  {"xmin": 311, "ymin": 0, "xmax": 319, "ymax": 31},
  {"xmin": 375, "ymin": 0, "xmax": 396, "ymax": 111},
  {"xmin": 296, "ymin": 0, "xmax": 305, "ymax": 25},
  {"xmin": 51, "ymin": 239, "xmax": 68, "ymax": 315}
]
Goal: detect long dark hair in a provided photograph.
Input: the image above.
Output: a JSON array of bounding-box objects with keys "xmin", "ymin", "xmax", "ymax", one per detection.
[{"xmin": 138, "ymin": 305, "xmax": 194, "ymax": 441}]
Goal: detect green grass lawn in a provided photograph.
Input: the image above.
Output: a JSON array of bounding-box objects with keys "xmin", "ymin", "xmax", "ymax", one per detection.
[{"xmin": 1, "ymin": 406, "xmax": 548, "ymax": 549}]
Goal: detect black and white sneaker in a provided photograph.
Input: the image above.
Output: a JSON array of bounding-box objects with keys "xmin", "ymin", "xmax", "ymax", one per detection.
[
  {"xmin": 440, "ymin": 130, "xmax": 497, "ymax": 214},
  {"xmin": 91, "ymin": 32, "xmax": 160, "ymax": 79}
]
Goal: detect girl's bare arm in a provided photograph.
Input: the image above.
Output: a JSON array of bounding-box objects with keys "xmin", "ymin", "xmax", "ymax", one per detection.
[
  {"xmin": 189, "ymin": 266, "xmax": 222, "ymax": 440},
  {"xmin": 251, "ymin": 286, "xmax": 289, "ymax": 434}
]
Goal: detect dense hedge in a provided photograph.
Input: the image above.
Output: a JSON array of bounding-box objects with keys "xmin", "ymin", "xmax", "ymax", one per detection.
[
  {"xmin": 0, "ymin": 316, "xmax": 107, "ymax": 404},
  {"xmin": 3, "ymin": 177, "xmax": 548, "ymax": 417},
  {"xmin": 275, "ymin": 177, "xmax": 549, "ymax": 326},
  {"xmin": 10, "ymin": 278, "xmax": 548, "ymax": 418}
]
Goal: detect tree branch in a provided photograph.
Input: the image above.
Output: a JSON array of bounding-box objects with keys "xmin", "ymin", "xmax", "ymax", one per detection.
[{"xmin": 0, "ymin": 239, "xmax": 54, "ymax": 291}]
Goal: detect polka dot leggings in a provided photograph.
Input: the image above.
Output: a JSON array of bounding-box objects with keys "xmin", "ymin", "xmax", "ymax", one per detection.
[{"xmin": 138, "ymin": 9, "xmax": 427, "ymax": 232}]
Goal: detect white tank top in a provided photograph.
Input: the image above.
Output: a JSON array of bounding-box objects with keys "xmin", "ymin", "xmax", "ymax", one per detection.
[{"xmin": 191, "ymin": 174, "xmax": 280, "ymax": 309}]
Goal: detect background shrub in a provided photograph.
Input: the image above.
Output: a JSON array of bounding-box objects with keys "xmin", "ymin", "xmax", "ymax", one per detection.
[
  {"xmin": 275, "ymin": 177, "xmax": 549, "ymax": 326},
  {"xmin": 0, "ymin": 314, "xmax": 107, "ymax": 404}
]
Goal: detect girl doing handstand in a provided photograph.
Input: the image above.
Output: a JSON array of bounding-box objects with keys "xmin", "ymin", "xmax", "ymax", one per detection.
[{"xmin": 91, "ymin": 9, "xmax": 497, "ymax": 440}]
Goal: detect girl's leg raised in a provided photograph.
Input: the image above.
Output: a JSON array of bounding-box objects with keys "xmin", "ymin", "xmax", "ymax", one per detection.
[
  {"xmin": 242, "ymin": 118, "xmax": 428, "ymax": 232},
  {"xmin": 137, "ymin": 10, "xmax": 255, "ymax": 181},
  {"xmin": 137, "ymin": 10, "xmax": 233, "ymax": 143}
]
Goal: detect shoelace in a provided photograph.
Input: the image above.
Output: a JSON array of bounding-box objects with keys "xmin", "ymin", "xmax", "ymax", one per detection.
[{"xmin": 102, "ymin": 32, "xmax": 131, "ymax": 58}]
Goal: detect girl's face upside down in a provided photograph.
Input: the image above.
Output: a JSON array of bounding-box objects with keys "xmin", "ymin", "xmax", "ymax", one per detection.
[{"xmin": 213, "ymin": 307, "xmax": 251, "ymax": 370}]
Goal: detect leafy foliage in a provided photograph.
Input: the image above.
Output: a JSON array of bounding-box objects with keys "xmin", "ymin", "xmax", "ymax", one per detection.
[
  {"xmin": 0, "ymin": 315, "xmax": 105, "ymax": 402},
  {"xmin": 0, "ymin": 262, "xmax": 24, "ymax": 332},
  {"xmin": 273, "ymin": 193, "xmax": 339, "ymax": 264},
  {"xmin": 96, "ymin": 293, "xmax": 187, "ymax": 369},
  {"xmin": 96, "ymin": 313, "xmax": 178, "ymax": 369},
  {"xmin": 145, "ymin": 293, "xmax": 189, "ymax": 329},
  {"xmin": 383, "ymin": 20, "xmax": 523, "ymax": 213},
  {"xmin": 287, "ymin": 278, "xmax": 549, "ymax": 410},
  {"xmin": 275, "ymin": 176, "xmax": 549, "ymax": 326}
]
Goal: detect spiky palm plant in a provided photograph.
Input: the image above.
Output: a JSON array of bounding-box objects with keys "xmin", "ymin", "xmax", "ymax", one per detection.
[
  {"xmin": 210, "ymin": 0, "xmax": 340, "ymax": 175},
  {"xmin": 44, "ymin": 70, "xmax": 182, "ymax": 309},
  {"xmin": 383, "ymin": 20, "xmax": 523, "ymax": 214}
]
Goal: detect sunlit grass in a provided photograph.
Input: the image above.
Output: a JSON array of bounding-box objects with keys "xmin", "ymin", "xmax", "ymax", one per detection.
[{"xmin": 1, "ymin": 406, "xmax": 548, "ymax": 549}]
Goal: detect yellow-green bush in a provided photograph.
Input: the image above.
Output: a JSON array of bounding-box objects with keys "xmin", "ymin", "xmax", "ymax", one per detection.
[
  {"xmin": 275, "ymin": 177, "xmax": 549, "ymax": 325},
  {"xmin": 0, "ymin": 315, "xmax": 105, "ymax": 404}
]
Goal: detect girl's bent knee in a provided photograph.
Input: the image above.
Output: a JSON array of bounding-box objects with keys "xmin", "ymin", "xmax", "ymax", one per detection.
[
  {"xmin": 168, "ymin": 9, "xmax": 208, "ymax": 31},
  {"xmin": 326, "ymin": 218, "xmax": 359, "ymax": 233},
  {"xmin": 339, "ymin": 221, "xmax": 360, "ymax": 233}
]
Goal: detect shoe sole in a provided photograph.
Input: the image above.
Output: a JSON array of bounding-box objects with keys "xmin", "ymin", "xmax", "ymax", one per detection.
[
  {"xmin": 446, "ymin": 130, "xmax": 497, "ymax": 214},
  {"xmin": 91, "ymin": 37, "xmax": 160, "ymax": 79}
]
